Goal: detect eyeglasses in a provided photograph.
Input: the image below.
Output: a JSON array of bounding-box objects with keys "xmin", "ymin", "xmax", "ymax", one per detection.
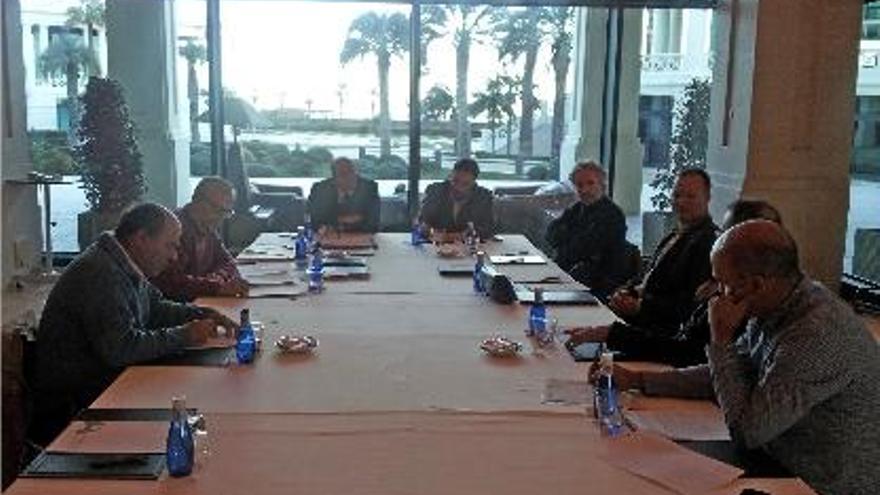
[{"xmin": 204, "ymin": 197, "xmax": 234, "ymax": 218}]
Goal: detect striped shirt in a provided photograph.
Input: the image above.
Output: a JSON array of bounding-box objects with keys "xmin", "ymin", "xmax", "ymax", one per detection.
[{"xmin": 708, "ymin": 277, "xmax": 880, "ymax": 495}]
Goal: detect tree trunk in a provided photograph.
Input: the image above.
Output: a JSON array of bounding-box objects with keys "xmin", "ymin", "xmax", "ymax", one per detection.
[
  {"xmin": 377, "ymin": 51, "xmax": 392, "ymax": 158},
  {"xmin": 66, "ymin": 61, "xmax": 80, "ymax": 146},
  {"xmin": 506, "ymin": 117, "xmax": 513, "ymax": 156},
  {"xmin": 490, "ymin": 114, "xmax": 496, "ymax": 153},
  {"xmin": 551, "ymin": 48, "xmax": 570, "ymax": 179},
  {"xmin": 87, "ymin": 22, "xmax": 101, "ymax": 77},
  {"xmin": 188, "ymin": 62, "xmax": 200, "ymax": 143},
  {"xmin": 455, "ymin": 30, "xmax": 471, "ymax": 157},
  {"xmin": 517, "ymin": 43, "xmax": 539, "ymax": 174}
]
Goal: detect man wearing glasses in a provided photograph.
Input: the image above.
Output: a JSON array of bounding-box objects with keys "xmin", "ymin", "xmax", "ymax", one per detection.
[{"xmin": 152, "ymin": 177, "xmax": 248, "ymax": 301}]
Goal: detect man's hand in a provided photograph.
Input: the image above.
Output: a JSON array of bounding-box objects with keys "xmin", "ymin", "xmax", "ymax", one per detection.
[
  {"xmin": 607, "ymin": 289, "xmax": 641, "ymax": 317},
  {"xmin": 563, "ymin": 325, "xmax": 610, "ymax": 348},
  {"xmin": 708, "ymin": 293, "xmax": 749, "ymax": 345},
  {"xmin": 196, "ymin": 307, "xmax": 238, "ymax": 337},
  {"xmin": 183, "ymin": 319, "xmax": 217, "ymax": 345},
  {"xmin": 587, "ymin": 362, "xmax": 645, "ymax": 391},
  {"xmin": 216, "ymin": 278, "xmax": 249, "ymax": 298}
]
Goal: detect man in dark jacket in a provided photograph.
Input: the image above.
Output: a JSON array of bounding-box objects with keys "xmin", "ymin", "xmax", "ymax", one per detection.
[
  {"xmin": 546, "ymin": 160, "xmax": 628, "ymax": 299},
  {"xmin": 30, "ymin": 203, "xmax": 235, "ymax": 445},
  {"xmin": 420, "ymin": 158, "xmax": 494, "ymax": 239},
  {"xmin": 566, "ymin": 168, "xmax": 719, "ymax": 365},
  {"xmin": 308, "ymin": 157, "xmax": 380, "ymax": 233}
]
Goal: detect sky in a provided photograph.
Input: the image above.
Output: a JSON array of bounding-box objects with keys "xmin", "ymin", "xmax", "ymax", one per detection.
[{"xmin": 177, "ymin": 1, "xmax": 574, "ymax": 120}]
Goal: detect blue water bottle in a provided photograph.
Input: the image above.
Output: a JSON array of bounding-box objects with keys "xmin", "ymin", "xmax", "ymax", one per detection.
[
  {"xmin": 166, "ymin": 396, "xmax": 194, "ymax": 477},
  {"xmin": 464, "ymin": 221, "xmax": 478, "ymax": 254},
  {"xmin": 235, "ymin": 308, "xmax": 255, "ymax": 364},
  {"xmin": 411, "ymin": 222, "xmax": 425, "ymax": 246},
  {"xmin": 308, "ymin": 248, "xmax": 324, "ymax": 293},
  {"xmin": 594, "ymin": 351, "xmax": 624, "ymax": 436},
  {"xmin": 294, "ymin": 226, "xmax": 308, "ymax": 269},
  {"xmin": 303, "ymin": 213, "xmax": 314, "ymax": 249},
  {"xmin": 527, "ymin": 287, "xmax": 546, "ymax": 337},
  {"xmin": 473, "ymin": 251, "xmax": 486, "ymax": 294}
]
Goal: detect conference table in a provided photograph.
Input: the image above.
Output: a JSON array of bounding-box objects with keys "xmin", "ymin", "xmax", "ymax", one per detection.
[{"xmin": 6, "ymin": 233, "xmax": 816, "ymax": 495}]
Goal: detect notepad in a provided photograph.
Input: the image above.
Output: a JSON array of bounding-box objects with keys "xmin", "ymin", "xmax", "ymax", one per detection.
[
  {"xmin": 489, "ymin": 254, "xmax": 546, "ymax": 265},
  {"xmin": 22, "ymin": 452, "xmax": 165, "ymax": 480}
]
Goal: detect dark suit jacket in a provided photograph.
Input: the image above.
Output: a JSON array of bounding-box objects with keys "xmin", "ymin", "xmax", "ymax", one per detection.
[
  {"xmin": 308, "ymin": 177, "xmax": 380, "ymax": 232},
  {"xmin": 420, "ymin": 181, "xmax": 494, "ymax": 238},
  {"xmin": 607, "ymin": 215, "xmax": 719, "ymax": 362},
  {"xmin": 545, "ymin": 196, "xmax": 628, "ymax": 298}
]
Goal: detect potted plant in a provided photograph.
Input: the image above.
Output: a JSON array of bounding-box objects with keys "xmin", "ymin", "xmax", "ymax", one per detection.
[
  {"xmin": 642, "ymin": 77, "xmax": 711, "ymax": 255},
  {"xmin": 73, "ymin": 77, "xmax": 146, "ymax": 250}
]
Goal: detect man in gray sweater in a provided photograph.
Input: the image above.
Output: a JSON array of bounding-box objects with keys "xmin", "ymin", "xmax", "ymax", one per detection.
[
  {"xmin": 606, "ymin": 221, "xmax": 880, "ymax": 495},
  {"xmin": 30, "ymin": 203, "xmax": 236, "ymax": 444}
]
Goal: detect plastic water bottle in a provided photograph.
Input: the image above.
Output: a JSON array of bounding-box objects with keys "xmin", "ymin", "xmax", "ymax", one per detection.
[
  {"xmin": 464, "ymin": 221, "xmax": 478, "ymax": 254},
  {"xmin": 308, "ymin": 249, "xmax": 324, "ymax": 292},
  {"xmin": 235, "ymin": 309, "xmax": 255, "ymax": 364},
  {"xmin": 294, "ymin": 226, "xmax": 308, "ymax": 269},
  {"xmin": 411, "ymin": 222, "xmax": 425, "ymax": 246},
  {"xmin": 166, "ymin": 396, "xmax": 194, "ymax": 477},
  {"xmin": 527, "ymin": 288, "xmax": 546, "ymax": 337},
  {"xmin": 473, "ymin": 251, "xmax": 486, "ymax": 294},
  {"xmin": 594, "ymin": 351, "xmax": 624, "ymax": 436}
]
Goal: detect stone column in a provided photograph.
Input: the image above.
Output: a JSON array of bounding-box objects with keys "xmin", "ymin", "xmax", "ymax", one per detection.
[
  {"xmin": 707, "ymin": 0, "xmax": 862, "ymax": 287},
  {"xmin": 2, "ymin": 0, "xmax": 43, "ymax": 285},
  {"xmin": 106, "ymin": 0, "xmax": 190, "ymax": 207}
]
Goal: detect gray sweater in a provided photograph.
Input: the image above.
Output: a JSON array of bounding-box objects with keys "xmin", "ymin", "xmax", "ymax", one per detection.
[
  {"xmin": 33, "ymin": 233, "xmax": 200, "ymax": 412},
  {"xmin": 708, "ymin": 278, "xmax": 880, "ymax": 495}
]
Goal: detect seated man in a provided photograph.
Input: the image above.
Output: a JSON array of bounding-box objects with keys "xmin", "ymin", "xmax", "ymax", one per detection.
[
  {"xmin": 545, "ymin": 160, "xmax": 628, "ymax": 299},
  {"xmin": 566, "ymin": 169, "xmax": 719, "ymax": 365},
  {"xmin": 567, "ymin": 198, "xmax": 782, "ymax": 367},
  {"xmin": 605, "ymin": 221, "xmax": 880, "ymax": 495},
  {"xmin": 420, "ymin": 158, "xmax": 494, "ymax": 239},
  {"xmin": 31, "ymin": 203, "xmax": 235, "ymax": 444},
  {"xmin": 152, "ymin": 177, "xmax": 248, "ymax": 302},
  {"xmin": 308, "ymin": 157, "xmax": 380, "ymax": 233}
]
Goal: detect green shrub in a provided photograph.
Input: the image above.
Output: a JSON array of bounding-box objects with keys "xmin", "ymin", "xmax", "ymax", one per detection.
[
  {"xmin": 190, "ymin": 142, "xmax": 212, "ymax": 176},
  {"xmin": 30, "ymin": 132, "xmax": 76, "ymax": 175}
]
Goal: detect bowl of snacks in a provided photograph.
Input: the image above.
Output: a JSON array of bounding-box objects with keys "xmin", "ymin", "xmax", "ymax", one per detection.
[
  {"xmin": 275, "ymin": 334, "xmax": 319, "ymax": 354},
  {"xmin": 479, "ymin": 336, "xmax": 523, "ymax": 358}
]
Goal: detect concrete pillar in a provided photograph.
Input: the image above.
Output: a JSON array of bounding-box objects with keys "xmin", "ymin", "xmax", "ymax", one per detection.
[
  {"xmin": 106, "ymin": 0, "xmax": 190, "ymax": 208},
  {"xmin": 707, "ymin": 0, "xmax": 862, "ymax": 287},
  {"xmin": 564, "ymin": 9, "xmax": 643, "ymax": 215},
  {"xmin": 2, "ymin": 0, "xmax": 43, "ymax": 286}
]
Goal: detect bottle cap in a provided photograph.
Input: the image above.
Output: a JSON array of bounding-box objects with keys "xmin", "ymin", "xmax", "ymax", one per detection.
[
  {"xmin": 171, "ymin": 395, "xmax": 187, "ymax": 410},
  {"xmin": 599, "ymin": 351, "xmax": 614, "ymax": 368}
]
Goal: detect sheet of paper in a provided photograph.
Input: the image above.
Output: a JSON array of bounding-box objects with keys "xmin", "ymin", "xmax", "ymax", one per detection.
[
  {"xmin": 542, "ymin": 378, "xmax": 592, "ymax": 405},
  {"xmin": 248, "ymin": 284, "xmax": 307, "ymax": 298},
  {"xmin": 489, "ymin": 255, "xmax": 546, "ymax": 265},
  {"xmin": 624, "ymin": 405, "xmax": 731, "ymax": 441},
  {"xmin": 237, "ymin": 246, "xmax": 295, "ymax": 261},
  {"xmin": 600, "ymin": 431, "xmax": 743, "ymax": 495}
]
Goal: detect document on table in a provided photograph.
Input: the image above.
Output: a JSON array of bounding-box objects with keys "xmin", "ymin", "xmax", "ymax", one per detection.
[
  {"xmin": 239, "ymin": 264, "xmax": 297, "ymax": 286},
  {"xmin": 600, "ymin": 431, "xmax": 743, "ymax": 495},
  {"xmin": 489, "ymin": 254, "xmax": 546, "ymax": 265},
  {"xmin": 248, "ymin": 284, "xmax": 307, "ymax": 298},
  {"xmin": 624, "ymin": 396, "xmax": 731, "ymax": 441},
  {"xmin": 542, "ymin": 378, "xmax": 592, "ymax": 405},
  {"xmin": 237, "ymin": 245, "xmax": 294, "ymax": 261}
]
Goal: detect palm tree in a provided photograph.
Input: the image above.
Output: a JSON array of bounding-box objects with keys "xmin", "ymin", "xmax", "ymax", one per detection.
[
  {"xmin": 178, "ymin": 40, "xmax": 207, "ymax": 143},
  {"xmin": 471, "ymin": 76, "xmax": 516, "ymax": 153},
  {"xmin": 65, "ymin": 0, "xmax": 104, "ymax": 76},
  {"xmin": 422, "ymin": 6, "xmax": 494, "ymax": 157},
  {"xmin": 340, "ymin": 12, "xmax": 409, "ymax": 158},
  {"xmin": 422, "ymin": 85, "xmax": 454, "ymax": 121},
  {"xmin": 547, "ymin": 7, "xmax": 574, "ymax": 176},
  {"xmin": 39, "ymin": 33, "xmax": 99, "ymax": 144},
  {"xmin": 494, "ymin": 7, "xmax": 544, "ymax": 174}
]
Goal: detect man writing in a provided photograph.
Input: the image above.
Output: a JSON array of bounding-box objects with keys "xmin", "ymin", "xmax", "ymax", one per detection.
[
  {"xmin": 420, "ymin": 158, "xmax": 494, "ymax": 239},
  {"xmin": 308, "ymin": 157, "xmax": 380, "ymax": 233},
  {"xmin": 31, "ymin": 203, "xmax": 236, "ymax": 444},
  {"xmin": 152, "ymin": 177, "xmax": 248, "ymax": 301}
]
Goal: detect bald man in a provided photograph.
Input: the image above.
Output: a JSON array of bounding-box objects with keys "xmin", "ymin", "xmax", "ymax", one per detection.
[
  {"xmin": 32, "ymin": 203, "xmax": 235, "ymax": 445},
  {"xmin": 604, "ymin": 221, "xmax": 880, "ymax": 495},
  {"xmin": 152, "ymin": 177, "xmax": 248, "ymax": 302}
]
